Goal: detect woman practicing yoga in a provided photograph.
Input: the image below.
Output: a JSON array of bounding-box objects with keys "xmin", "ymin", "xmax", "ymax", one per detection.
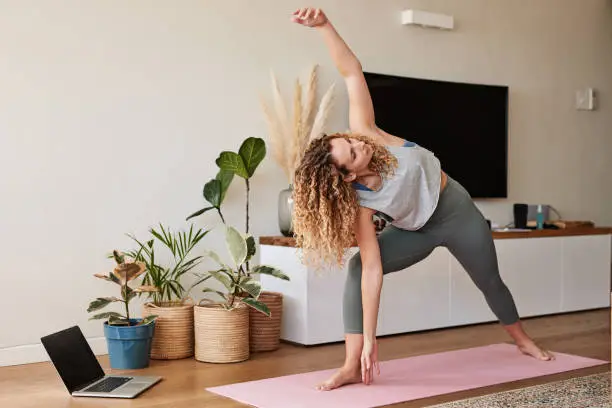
[{"xmin": 290, "ymin": 7, "xmax": 554, "ymax": 391}]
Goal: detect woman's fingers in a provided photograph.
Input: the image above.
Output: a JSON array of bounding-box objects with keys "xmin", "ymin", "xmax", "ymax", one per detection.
[
  {"xmin": 291, "ymin": 8, "xmax": 307, "ymax": 24},
  {"xmin": 365, "ymin": 354, "xmax": 373, "ymax": 384},
  {"xmin": 361, "ymin": 355, "xmax": 366, "ymax": 382},
  {"xmin": 291, "ymin": 7, "xmax": 326, "ymax": 27}
]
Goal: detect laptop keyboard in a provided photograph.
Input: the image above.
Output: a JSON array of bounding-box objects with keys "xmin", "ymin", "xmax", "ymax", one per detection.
[{"xmin": 83, "ymin": 376, "xmax": 132, "ymax": 393}]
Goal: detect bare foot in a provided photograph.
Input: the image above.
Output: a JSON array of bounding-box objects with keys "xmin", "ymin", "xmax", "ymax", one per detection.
[
  {"xmin": 316, "ymin": 365, "xmax": 361, "ymax": 391},
  {"xmin": 517, "ymin": 341, "xmax": 555, "ymax": 361}
]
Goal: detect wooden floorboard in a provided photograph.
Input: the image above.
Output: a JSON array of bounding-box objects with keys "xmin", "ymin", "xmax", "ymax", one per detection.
[{"xmin": 1, "ymin": 309, "xmax": 609, "ymax": 407}]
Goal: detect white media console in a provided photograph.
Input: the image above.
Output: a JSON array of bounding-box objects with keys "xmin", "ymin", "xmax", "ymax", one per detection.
[{"xmin": 259, "ymin": 228, "xmax": 611, "ymax": 345}]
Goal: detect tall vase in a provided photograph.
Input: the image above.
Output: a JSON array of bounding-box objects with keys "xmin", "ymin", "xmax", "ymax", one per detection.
[{"xmin": 278, "ymin": 185, "xmax": 294, "ymax": 237}]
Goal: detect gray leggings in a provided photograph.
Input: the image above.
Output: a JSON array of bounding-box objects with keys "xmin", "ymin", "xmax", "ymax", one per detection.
[{"xmin": 343, "ymin": 176, "xmax": 519, "ymax": 333}]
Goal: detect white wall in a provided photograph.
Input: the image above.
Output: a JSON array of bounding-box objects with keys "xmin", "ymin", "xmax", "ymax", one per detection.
[{"xmin": 1, "ymin": 0, "xmax": 611, "ymax": 366}]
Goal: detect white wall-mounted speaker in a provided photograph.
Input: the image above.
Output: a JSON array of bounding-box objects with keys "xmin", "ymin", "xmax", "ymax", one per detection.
[{"xmin": 401, "ymin": 10, "xmax": 454, "ymax": 30}]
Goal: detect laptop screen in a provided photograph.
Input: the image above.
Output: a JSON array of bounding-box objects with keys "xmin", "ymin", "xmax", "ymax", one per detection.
[{"xmin": 41, "ymin": 326, "xmax": 105, "ymax": 393}]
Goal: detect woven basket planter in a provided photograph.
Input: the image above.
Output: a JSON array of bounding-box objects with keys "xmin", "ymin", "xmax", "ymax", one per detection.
[
  {"xmin": 194, "ymin": 301, "xmax": 250, "ymax": 363},
  {"xmin": 142, "ymin": 299, "xmax": 194, "ymax": 360},
  {"xmin": 250, "ymin": 291, "xmax": 283, "ymax": 352}
]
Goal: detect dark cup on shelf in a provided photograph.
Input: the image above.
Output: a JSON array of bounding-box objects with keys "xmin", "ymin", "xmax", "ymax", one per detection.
[{"xmin": 513, "ymin": 203, "xmax": 528, "ymax": 229}]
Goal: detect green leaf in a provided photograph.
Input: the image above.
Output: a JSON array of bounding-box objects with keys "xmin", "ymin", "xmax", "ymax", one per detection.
[
  {"xmin": 168, "ymin": 280, "xmax": 182, "ymax": 299},
  {"xmin": 209, "ymin": 270, "xmax": 234, "ymax": 291},
  {"xmin": 108, "ymin": 272, "xmax": 121, "ymax": 285},
  {"xmin": 108, "ymin": 316, "xmax": 130, "ymax": 326},
  {"xmin": 204, "ymin": 250, "xmax": 229, "ymax": 269},
  {"xmin": 190, "ymin": 272, "xmax": 212, "ymax": 291},
  {"xmin": 126, "ymin": 234, "xmax": 152, "ymax": 259},
  {"xmin": 216, "ymin": 151, "xmax": 248, "ymax": 179},
  {"xmin": 89, "ymin": 311, "xmax": 124, "ymax": 321},
  {"xmin": 226, "ymin": 226, "xmax": 247, "ymax": 267},
  {"xmin": 185, "ymin": 206, "xmax": 214, "ymax": 221},
  {"xmin": 87, "ymin": 297, "xmax": 120, "ymax": 313},
  {"xmin": 216, "ymin": 169, "xmax": 234, "ymax": 203},
  {"xmin": 93, "ymin": 272, "xmax": 121, "ymax": 285},
  {"xmin": 239, "ymin": 137, "xmax": 266, "ymax": 178},
  {"xmin": 140, "ymin": 315, "xmax": 157, "ymax": 325},
  {"xmin": 201, "ymin": 287, "xmax": 227, "ymax": 300},
  {"xmin": 177, "ymin": 256, "xmax": 203, "ymax": 276},
  {"xmin": 123, "ymin": 286, "xmax": 134, "ymax": 302},
  {"xmin": 245, "ymin": 235, "xmax": 256, "ymax": 262},
  {"xmin": 112, "ymin": 250, "xmax": 124, "ymax": 265},
  {"xmin": 177, "ymin": 226, "xmax": 208, "ymax": 260},
  {"xmin": 149, "ymin": 226, "xmax": 171, "ymax": 253},
  {"xmin": 238, "ymin": 278, "xmax": 262, "ymax": 299},
  {"xmin": 203, "ymin": 179, "xmax": 222, "ymax": 208},
  {"xmin": 241, "ymin": 298, "xmax": 270, "ymax": 317},
  {"xmin": 251, "ymin": 265, "xmax": 290, "ymax": 281}
]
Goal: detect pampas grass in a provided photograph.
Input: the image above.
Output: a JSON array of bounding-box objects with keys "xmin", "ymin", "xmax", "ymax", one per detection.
[
  {"xmin": 288, "ymin": 78, "xmax": 301, "ymax": 170},
  {"xmin": 300, "ymin": 67, "xmax": 318, "ymax": 153},
  {"xmin": 260, "ymin": 91, "xmax": 289, "ymax": 181},
  {"xmin": 260, "ymin": 65, "xmax": 335, "ymax": 185},
  {"xmin": 308, "ymin": 82, "xmax": 335, "ymax": 144}
]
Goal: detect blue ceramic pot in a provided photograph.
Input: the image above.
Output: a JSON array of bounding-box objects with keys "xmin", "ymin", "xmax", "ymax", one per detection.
[{"xmin": 103, "ymin": 319, "xmax": 155, "ymax": 369}]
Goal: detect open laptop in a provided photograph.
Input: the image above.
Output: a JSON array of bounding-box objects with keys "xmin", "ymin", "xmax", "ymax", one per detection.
[{"xmin": 41, "ymin": 325, "xmax": 162, "ymax": 398}]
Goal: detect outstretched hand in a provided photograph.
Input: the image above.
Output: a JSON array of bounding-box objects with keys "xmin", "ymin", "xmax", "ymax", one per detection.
[
  {"xmin": 361, "ymin": 337, "xmax": 380, "ymax": 385},
  {"xmin": 291, "ymin": 7, "xmax": 328, "ymax": 28}
]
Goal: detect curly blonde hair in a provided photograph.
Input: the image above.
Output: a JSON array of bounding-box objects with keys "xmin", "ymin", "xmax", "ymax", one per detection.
[{"xmin": 292, "ymin": 133, "xmax": 398, "ymax": 269}]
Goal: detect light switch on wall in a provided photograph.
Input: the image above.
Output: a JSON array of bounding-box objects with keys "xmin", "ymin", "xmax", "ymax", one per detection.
[{"xmin": 575, "ymin": 88, "xmax": 596, "ymax": 111}]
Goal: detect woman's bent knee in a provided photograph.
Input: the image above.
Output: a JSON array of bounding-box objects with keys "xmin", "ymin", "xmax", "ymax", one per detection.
[
  {"xmin": 348, "ymin": 253, "xmax": 362, "ymax": 274},
  {"xmin": 344, "ymin": 253, "xmax": 362, "ymax": 294}
]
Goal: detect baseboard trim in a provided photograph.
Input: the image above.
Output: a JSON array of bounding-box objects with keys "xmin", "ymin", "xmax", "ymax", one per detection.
[{"xmin": 0, "ymin": 337, "xmax": 108, "ymax": 367}]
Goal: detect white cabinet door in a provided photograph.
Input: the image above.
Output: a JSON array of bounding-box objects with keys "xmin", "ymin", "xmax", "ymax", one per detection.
[
  {"xmin": 379, "ymin": 247, "xmax": 451, "ymax": 336},
  {"xmin": 450, "ymin": 237, "xmax": 562, "ymax": 325},
  {"xmin": 561, "ymin": 235, "xmax": 611, "ymax": 311}
]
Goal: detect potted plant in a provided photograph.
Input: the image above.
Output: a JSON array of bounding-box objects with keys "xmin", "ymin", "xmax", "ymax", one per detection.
[
  {"xmin": 87, "ymin": 250, "xmax": 158, "ymax": 369},
  {"xmin": 193, "ymin": 225, "xmax": 288, "ymax": 363},
  {"xmin": 125, "ymin": 223, "xmax": 208, "ymax": 360},
  {"xmin": 187, "ymin": 137, "xmax": 291, "ymax": 352}
]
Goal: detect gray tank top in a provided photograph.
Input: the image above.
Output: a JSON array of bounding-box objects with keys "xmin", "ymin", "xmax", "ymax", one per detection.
[{"xmin": 353, "ymin": 140, "xmax": 442, "ymax": 231}]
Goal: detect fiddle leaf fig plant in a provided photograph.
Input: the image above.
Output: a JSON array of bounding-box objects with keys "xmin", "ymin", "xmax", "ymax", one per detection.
[
  {"xmin": 193, "ymin": 226, "xmax": 289, "ymax": 316},
  {"xmin": 186, "ymin": 137, "xmax": 266, "ymax": 277},
  {"xmin": 215, "ymin": 137, "xmax": 266, "ymax": 234},
  {"xmin": 88, "ymin": 250, "xmax": 158, "ymax": 326}
]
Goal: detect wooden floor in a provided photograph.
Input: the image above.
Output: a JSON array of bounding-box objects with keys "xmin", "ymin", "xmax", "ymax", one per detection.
[{"xmin": 1, "ymin": 309, "xmax": 609, "ymax": 408}]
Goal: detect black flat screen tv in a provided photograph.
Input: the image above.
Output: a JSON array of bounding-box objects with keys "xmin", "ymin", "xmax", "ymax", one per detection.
[{"xmin": 363, "ymin": 72, "xmax": 508, "ymax": 198}]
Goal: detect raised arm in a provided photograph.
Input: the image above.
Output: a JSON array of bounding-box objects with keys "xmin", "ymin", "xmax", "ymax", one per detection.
[{"xmin": 292, "ymin": 8, "xmax": 376, "ymax": 134}]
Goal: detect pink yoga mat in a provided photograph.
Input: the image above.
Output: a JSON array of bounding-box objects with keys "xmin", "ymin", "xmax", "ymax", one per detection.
[{"xmin": 206, "ymin": 343, "xmax": 607, "ymax": 408}]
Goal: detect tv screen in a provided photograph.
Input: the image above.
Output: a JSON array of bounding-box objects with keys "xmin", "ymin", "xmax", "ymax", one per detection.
[{"xmin": 363, "ymin": 72, "xmax": 508, "ymax": 198}]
